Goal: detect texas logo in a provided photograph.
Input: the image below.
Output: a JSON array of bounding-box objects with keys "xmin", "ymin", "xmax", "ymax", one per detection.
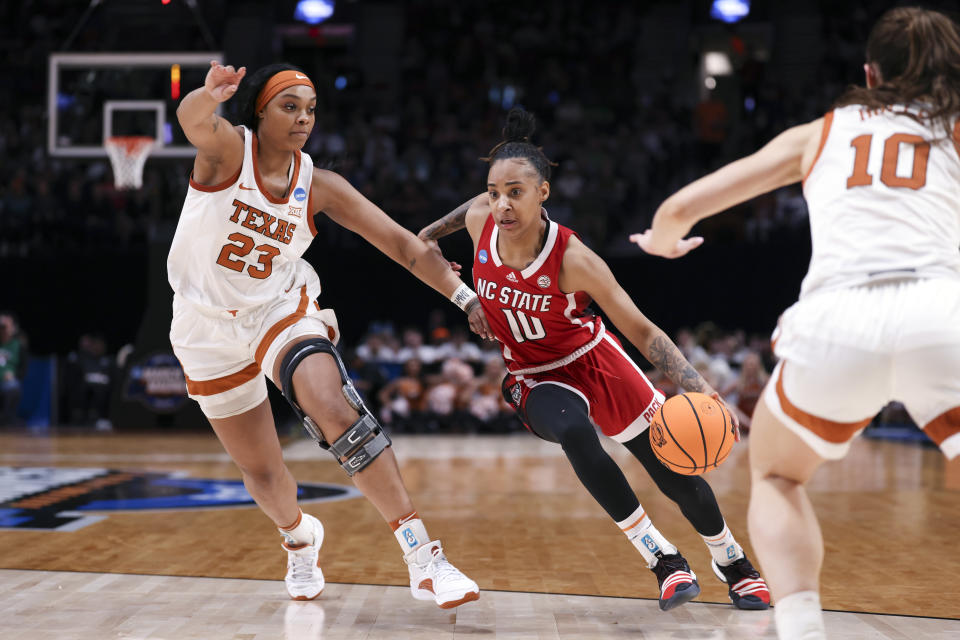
[{"xmin": 0, "ymin": 467, "xmax": 361, "ymax": 531}]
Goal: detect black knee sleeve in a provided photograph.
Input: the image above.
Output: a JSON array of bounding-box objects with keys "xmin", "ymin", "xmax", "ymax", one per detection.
[{"xmin": 524, "ymin": 384, "xmax": 640, "ymax": 521}]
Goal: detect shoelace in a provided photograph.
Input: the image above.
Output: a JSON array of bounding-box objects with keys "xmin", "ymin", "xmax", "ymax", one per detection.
[
  {"xmin": 655, "ymin": 554, "xmax": 689, "ymax": 580},
  {"xmin": 725, "ymin": 559, "xmax": 759, "ymax": 580},
  {"xmin": 419, "ymin": 547, "xmax": 463, "ymax": 583},
  {"xmin": 288, "ymin": 550, "xmax": 317, "ymax": 582}
]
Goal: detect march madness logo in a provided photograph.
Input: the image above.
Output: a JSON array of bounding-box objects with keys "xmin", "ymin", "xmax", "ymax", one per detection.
[
  {"xmin": 125, "ymin": 352, "xmax": 189, "ymax": 413},
  {"xmin": 0, "ymin": 467, "xmax": 361, "ymax": 531}
]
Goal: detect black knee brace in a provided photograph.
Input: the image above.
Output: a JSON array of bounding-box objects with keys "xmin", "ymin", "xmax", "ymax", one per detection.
[{"xmin": 277, "ymin": 337, "xmax": 391, "ymax": 477}]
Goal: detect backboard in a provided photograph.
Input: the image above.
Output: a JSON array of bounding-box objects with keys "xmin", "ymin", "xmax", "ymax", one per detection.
[{"xmin": 48, "ymin": 52, "xmax": 223, "ymax": 158}]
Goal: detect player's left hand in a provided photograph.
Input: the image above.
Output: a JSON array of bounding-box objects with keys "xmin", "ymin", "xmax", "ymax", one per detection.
[
  {"xmin": 629, "ymin": 229, "xmax": 704, "ymax": 259},
  {"xmin": 710, "ymin": 391, "xmax": 741, "ymax": 442},
  {"xmin": 465, "ymin": 299, "xmax": 494, "ymax": 341}
]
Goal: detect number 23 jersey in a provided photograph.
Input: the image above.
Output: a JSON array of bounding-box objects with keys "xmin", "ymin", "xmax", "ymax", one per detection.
[
  {"xmin": 472, "ymin": 212, "xmax": 603, "ymax": 372},
  {"xmin": 167, "ymin": 126, "xmax": 319, "ymax": 311}
]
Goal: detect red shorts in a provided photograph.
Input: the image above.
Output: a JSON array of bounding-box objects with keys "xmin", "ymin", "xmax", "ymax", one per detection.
[{"xmin": 502, "ymin": 332, "xmax": 665, "ymax": 443}]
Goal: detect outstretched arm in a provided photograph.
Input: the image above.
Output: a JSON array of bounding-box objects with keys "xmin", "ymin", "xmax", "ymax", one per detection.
[
  {"xmin": 560, "ymin": 238, "xmax": 740, "ymax": 435},
  {"xmin": 176, "ymin": 60, "xmax": 246, "ymax": 185},
  {"xmin": 632, "ymin": 118, "xmax": 823, "ymax": 258},
  {"xmin": 314, "ymin": 171, "xmax": 493, "ymax": 339}
]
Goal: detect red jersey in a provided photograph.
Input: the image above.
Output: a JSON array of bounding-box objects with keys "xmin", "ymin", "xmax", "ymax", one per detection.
[{"xmin": 472, "ymin": 212, "xmax": 604, "ymax": 373}]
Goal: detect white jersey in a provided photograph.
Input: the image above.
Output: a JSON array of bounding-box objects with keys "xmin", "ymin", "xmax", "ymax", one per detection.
[
  {"xmin": 801, "ymin": 104, "xmax": 960, "ymax": 298},
  {"xmin": 168, "ymin": 126, "xmax": 320, "ymax": 311}
]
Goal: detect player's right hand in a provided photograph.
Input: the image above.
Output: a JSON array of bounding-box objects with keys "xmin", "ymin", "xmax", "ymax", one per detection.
[
  {"xmin": 204, "ymin": 61, "xmax": 246, "ymax": 103},
  {"xmin": 420, "ymin": 236, "xmax": 462, "ymax": 276},
  {"xmin": 629, "ymin": 229, "xmax": 704, "ymax": 259}
]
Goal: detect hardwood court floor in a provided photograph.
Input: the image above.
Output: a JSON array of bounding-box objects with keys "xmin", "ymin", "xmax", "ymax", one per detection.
[{"xmin": 1, "ymin": 430, "xmax": 959, "ymax": 638}]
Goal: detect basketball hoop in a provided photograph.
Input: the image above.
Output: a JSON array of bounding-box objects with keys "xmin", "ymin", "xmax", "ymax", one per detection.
[{"xmin": 105, "ymin": 136, "xmax": 156, "ymax": 189}]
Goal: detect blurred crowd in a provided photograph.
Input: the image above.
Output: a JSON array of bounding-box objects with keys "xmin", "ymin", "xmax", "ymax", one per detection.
[
  {"xmin": 341, "ymin": 311, "xmax": 785, "ymax": 435},
  {"xmin": 0, "ymin": 1, "xmax": 886, "ymax": 259},
  {"xmin": 0, "ymin": 1, "xmax": 923, "ymax": 434}
]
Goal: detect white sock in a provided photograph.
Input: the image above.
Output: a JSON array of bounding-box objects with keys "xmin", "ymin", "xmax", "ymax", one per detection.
[
  {"xmin": 617, "ymin": 505, "xmax": 678, "ymax": 567},
  {"xmin": 391, "ymin": 511, "xmax": 431, "ymax": 555},
  {"xmin": 278, "ymin": 510, "xmax": 315, "ymax": 546},
  {"xmin": 775, "ymin": 591, "xmax": 826, "ymax": 640},
  {"xmin": 702, "ymin": 521, "xmax": 744, "ymax": 566}
]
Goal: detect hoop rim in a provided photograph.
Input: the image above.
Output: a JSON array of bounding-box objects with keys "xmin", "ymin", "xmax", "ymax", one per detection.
[{"xmin": 105, "ymin": 135, "xmax": 157, "ymax": 154}]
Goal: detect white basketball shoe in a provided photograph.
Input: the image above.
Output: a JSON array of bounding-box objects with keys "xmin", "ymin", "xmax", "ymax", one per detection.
[
  {"xmin": 405, "ymin": 540, "xmax": 479, "ymax": 609},
  {"xmin": 282, "ymin": 513, "xmax": 325, "ymax": 601}
]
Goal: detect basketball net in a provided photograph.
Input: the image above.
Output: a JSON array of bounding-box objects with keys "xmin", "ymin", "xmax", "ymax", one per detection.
[{"xmin": 105, "ymin": 136, "xmax": 155, "ymax": 189}]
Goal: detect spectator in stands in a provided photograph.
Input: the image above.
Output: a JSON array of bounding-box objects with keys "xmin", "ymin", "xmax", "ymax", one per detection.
[
  {"xmin": 434, "ymin": 326, "xmax": 483, "ymax": 364},
  {"xmin": 721, "ymin": 351, "xmax": 769, "ymax": 435},
  {"xmin": 461, "ymin": 358, "xmax": 519, "ymax": 433},
  {"xmin": 422, "ymin": 357, "xmax": 475, "ymax": 432},
  {"xmin": 0, "ymin": 311, "xmax": 27, "ymax": 427},
  {"xmin": 395, "ymin": 327, "xmax": 436, "ymax": 365},
  {"xmin": 355, "ymin": 331, "xmax": 398, "ymax": 364},
  {"xmin": 377, "ymin": 358, "xmax": 426, "ymax": 431},
  {"xmin": 62, "ymin": 332, "xmax": 114, "ymax": 431}
]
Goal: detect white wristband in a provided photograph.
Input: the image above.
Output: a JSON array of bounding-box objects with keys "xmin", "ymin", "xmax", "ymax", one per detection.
[{"xmin": 450, "ymin": 283, "xmax": 479, "ymax": 312}]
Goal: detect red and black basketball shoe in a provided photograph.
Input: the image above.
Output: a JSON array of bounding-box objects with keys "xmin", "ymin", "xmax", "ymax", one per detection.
[
  {"xmin": 711, "ymin": 556, "xmax": 770, "ymax": 610},
  {"xmin": 650, "ymin": 551, "xmax": 700, "ymax": 611}
]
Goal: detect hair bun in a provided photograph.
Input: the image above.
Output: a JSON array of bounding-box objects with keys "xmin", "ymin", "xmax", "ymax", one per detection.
[{"xmin": 502, "ymin": 108, "xmax": 536, "ymax": 143}]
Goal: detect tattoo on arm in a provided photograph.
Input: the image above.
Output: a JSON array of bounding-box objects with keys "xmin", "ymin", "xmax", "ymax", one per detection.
[
  {"xmin": 420, "ymin": 197, "xmax": 473, "ymax": 240},
  {"xmin": 408, "ymin": 257, "xmax": 416, "ymax": 270},
  {"xmin": 646, "ymin": 335, "xmax": 709, "ymax": 393}
]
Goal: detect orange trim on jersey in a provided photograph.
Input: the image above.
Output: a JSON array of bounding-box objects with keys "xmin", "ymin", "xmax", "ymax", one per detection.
[
  {"xmin": 307, "ymin": 188, "xmax": 318, "ymax": 236},
  {"xmin": 251, "ymin": 134, "xmax": 302, "ymax": 205},
  {"xmin": 924, "ymin": 407, "xmax": 960, "ymax": 446},
  {"xmin": 620, "ymin": 511, "xmax": 647, "ymax": 532},
  {"xmin": 802, "ymin": 110, "xmax": 835, "ymax": 187},
  {"xmin": 184, "ymin": 362, "xmax": 261, "ymax": 397},
  {"xmin": 254, "ymin": 285, "xmax": 309, "ymax": 367},
  {"xmin": 952, "ymin": 119, "xmax": 960, "ymax": 161},
  {"xmin": 189, "ymin": 166, "xmax": 242, "ymax": 193},
  {"xmin": 775, "ymin": 363, "xmax": 870, "ymax": 443}
]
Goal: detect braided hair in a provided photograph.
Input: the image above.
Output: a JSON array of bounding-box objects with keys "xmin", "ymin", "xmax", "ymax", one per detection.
[{"xmin": 483, "ymin": 108, "xmax": 557, "ymax": 181}]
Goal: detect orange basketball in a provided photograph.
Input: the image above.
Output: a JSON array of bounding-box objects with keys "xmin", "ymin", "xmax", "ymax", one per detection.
[{"xmin": 648, "ymin": 392, "xmax": 735, "ymax": 475}]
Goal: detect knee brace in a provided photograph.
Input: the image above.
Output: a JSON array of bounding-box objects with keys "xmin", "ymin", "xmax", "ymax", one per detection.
[{"xmin": 278, "ymin": 337, "xmax": 391, "ymax": 477}]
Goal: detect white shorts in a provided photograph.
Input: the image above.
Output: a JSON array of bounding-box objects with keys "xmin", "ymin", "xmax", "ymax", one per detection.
[
  {"xmin": 767, "ymin": 277, "xmax": 960, "ymax": 460},
  {"xmin": 170, "ymin": 286, "xmax": 340, "ymax": 420}
]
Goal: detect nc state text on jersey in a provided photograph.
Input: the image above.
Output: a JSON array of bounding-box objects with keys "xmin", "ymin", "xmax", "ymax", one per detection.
[
  {"xmin": 476, "ymin": 278, "xmax": 552, "ymax": 312},
  {"xmin": 228, "ymin": 198, "xmax": 296, "ymax": 245}
]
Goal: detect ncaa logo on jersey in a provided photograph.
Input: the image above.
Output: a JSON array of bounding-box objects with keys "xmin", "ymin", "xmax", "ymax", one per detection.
[
  {"xmin": 293, "ymin": 187, "xmax": 307, "ymax": 202},
  {"xmin": 478, "ymin": 249, "xmax": 488, "ymax": 264},
  {"xmin": 537, "ymin": 275, "xmax": 551, "ymax": 288}
]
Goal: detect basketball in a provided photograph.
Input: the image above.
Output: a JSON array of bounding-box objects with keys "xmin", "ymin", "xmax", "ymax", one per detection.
[{"xmin": 649, "ymin": 392, "xmax": 735, "ymax": 475}]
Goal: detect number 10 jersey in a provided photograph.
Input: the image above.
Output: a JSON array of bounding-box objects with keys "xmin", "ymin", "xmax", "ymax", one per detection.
[
  {"xmin": 168, "ymin": 126, "xmax": 320, "ymax": 312},
  {"xmin": 801, "ymin": 104, "xmax": 960, "ymax": 298},
  {"xmin": 472, "ymin": 212, "xmax": 603, "ymax": 373}
]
